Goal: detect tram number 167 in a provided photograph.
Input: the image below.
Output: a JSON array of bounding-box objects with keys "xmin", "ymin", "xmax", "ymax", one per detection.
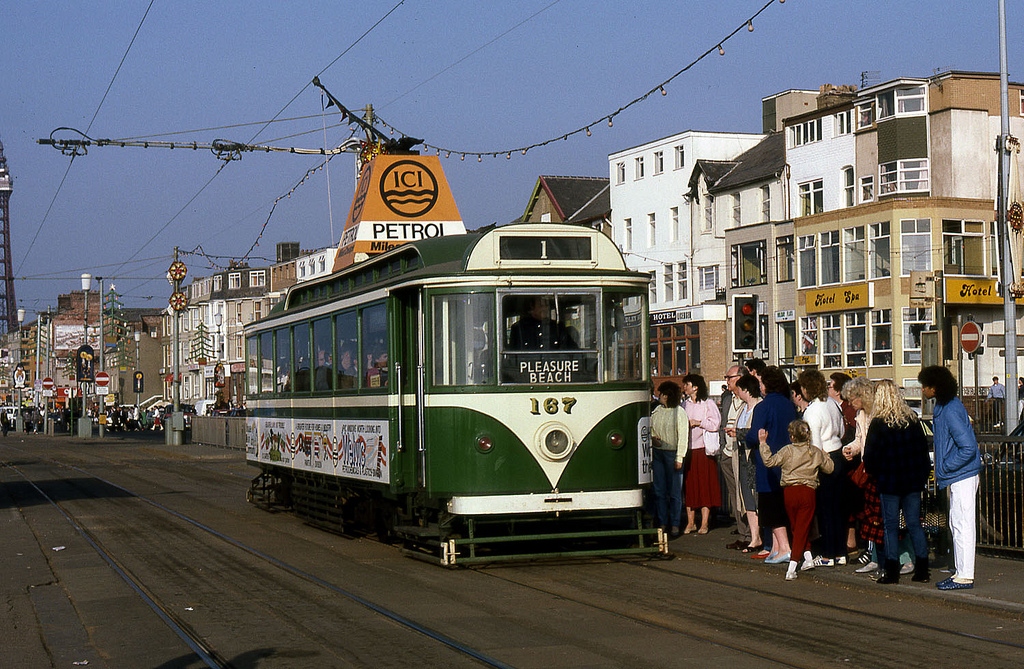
[{"xmin": 530, "ymin": 397, "xmax": 577, "ymax": 415}]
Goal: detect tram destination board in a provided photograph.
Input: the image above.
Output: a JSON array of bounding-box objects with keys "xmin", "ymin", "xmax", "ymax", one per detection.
[{"xmin": 499, "ymin": 235, "xmax": 592, "ymax": 260}]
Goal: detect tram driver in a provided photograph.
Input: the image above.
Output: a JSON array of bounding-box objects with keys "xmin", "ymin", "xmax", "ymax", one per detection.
[{"xmin": 508, "ymin": 295, "xmax": 578, "ymax": 351}]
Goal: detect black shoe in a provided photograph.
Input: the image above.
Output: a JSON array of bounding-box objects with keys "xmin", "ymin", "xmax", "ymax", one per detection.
[
  {"xmin": 877, "ymin": 559, "xmax": 901, "ymax": 585},
  {"xmin": 911, "ymin": 557, "xmax": 931, "ymax": 583}
]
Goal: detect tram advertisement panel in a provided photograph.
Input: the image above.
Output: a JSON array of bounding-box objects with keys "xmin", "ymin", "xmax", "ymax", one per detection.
[
  {"xmin": 247, "ymin": 417, "xmax": 390, "ymax": 483},
  {"xmin": 637, "ymin": 415, "xmax": 652, "ymax": 484}
]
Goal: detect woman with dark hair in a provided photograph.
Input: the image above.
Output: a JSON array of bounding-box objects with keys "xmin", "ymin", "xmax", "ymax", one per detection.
[
  {"xmin": 681, "ymin": 373, "xmax": 721, "ymax": 535},
  {"xmin": 798, "ymin": 369, "xmax": 847, "ymax": 568},
  {"xmin": 919, "ymin": 365, "xmax": 982, "ymax": 591},
  {"xmin": 862, "ymin": 380, "xmax": 932, "ymax": 585},
  {"xmin": 650, "ymin": 380, "xmax": 689, "ymax": 538},
  {"xmin": 745, "ymin": 366, "xmax": 796, "ymax": 563},
  {"xmin": 733, "ymin": 373, "xmax": 763, "ymax": 551}
]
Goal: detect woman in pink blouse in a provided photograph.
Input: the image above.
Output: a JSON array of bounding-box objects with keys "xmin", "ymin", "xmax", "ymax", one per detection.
[{"xmin": 681, "ymin": 373, "xmax": 722, "ymax": 534}]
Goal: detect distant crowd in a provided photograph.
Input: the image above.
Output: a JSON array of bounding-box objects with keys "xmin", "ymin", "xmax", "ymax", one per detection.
[{"xmin": 648, "ymin": 360, "xmax": 982, "ymax": 591}]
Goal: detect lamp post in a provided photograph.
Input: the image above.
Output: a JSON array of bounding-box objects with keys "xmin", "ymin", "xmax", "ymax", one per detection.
[
  {"xmin": 15, "ymin": 308, "xmax": 24, "ymax": 433},
  {"xmin": 167, "ymin": 250, "xmax": 187, "ymax": 446},
  {"xmin": 214, "ymin": 312, "xmax": 223, "ymax": 400},
  {"xmin": 134, "ymin": 330, "xmax": 142, "ymax": 409},
  {"xmin": 79, "ymin": 273, "xmax": 91, "ymax": 437},
  {"xmin": 96, "ymin": 275, "xmax": 105, "ymax": 438}
]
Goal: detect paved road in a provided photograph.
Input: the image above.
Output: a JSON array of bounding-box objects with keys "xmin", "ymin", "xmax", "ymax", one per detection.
[{"xmin": 2, "ymin": 433, "xmax": 1022, "ymax": 668}]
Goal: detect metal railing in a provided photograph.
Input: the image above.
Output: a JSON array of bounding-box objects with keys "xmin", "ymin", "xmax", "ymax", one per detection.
[{"xmin": 976, "ymin": 436, "xmax": 1024, "ymax": 555}]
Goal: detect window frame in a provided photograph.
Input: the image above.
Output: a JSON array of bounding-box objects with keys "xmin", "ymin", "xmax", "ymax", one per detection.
[{"xmin": 900, "ymin": 218, "xmax": 932, "ymax": 276}]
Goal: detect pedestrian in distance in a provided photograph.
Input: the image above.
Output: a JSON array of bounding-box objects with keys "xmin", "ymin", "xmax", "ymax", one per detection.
[
  {"xmin": 758, "ymin": 419, "xmax": 835, "ymax": 581},
  {"xmin": 918, "ymin": 365, "xmax": 983, "ymax": 591},
  {"xmin": 0, "ymin": 410, "xmax": 9, "ymax": 437},
  {"xmin": 862, "ymin": 380, "xmax": 932, "ymax": 585}
]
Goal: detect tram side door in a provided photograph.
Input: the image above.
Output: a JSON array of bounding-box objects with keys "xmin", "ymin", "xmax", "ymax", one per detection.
[{"xmin": 391, "ymin": 288, "xmax": 424, "ymax": 491}]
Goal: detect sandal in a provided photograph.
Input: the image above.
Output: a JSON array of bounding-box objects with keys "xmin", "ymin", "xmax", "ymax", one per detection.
[
  {"xmin": 741, "ymin": 544, "xmax": 764, "ymax": 554},
  {"xmin": 749, "ymin": 549, "xmax": 770, "ymax": 559}
]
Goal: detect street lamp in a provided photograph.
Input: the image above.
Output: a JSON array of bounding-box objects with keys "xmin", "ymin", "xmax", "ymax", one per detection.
[
  {"xmin": 95, "ymin": 275, "xmax": 105, "ymax": 438},
  {"xmin": 79, "ymin": 273, "xmax": 91, "ymax": 438},
  {"xmin": 134, "ymin": 330, "xmax": 142, "ymax": 409},
  {"xmin": 15, "ymin": 309, "xmax": 24, "ymax": 433}
]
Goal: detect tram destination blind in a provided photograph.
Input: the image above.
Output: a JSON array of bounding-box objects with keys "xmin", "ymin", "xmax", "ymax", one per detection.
[{"xmin": 499, "ymin": 236, "xmax": 592, "ymax": 261}]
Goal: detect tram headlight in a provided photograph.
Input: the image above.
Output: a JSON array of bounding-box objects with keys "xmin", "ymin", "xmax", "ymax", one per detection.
[
  {"xmin": 607, "ymin": 430, "xmax": 625, "ymax": 449},
  {"xmin": 475, "ymin": 434, "xmax": 494, "ymax": 453},
  {"xmin": 537, "ymin": 423, "xmax": 574, "ymax": 461}
]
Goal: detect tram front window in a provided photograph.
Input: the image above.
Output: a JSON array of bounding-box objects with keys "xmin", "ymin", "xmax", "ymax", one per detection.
[
  {"xmin": 432, "ymin": 293, "xmax": 495, "ymax": 386},
  {"xmin": 501, "ymin": 293, "xmax": 598, "ymax": 384}
]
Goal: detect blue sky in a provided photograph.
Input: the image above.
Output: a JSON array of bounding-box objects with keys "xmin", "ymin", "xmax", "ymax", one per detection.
[{"xmin": 0, "ymin": 0, "xmax": 1015, "ymax": 315}]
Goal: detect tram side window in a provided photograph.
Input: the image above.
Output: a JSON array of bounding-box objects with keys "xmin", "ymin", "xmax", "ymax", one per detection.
[
  {"xmin": 312, "ymin": 317, "xmax": 334, "ymax": 391},
  {"xmin": 246, "ymin": 336, "xmax": 259, "ymax": 395},
  {"xmin": 275, "ymin": 327, "xmax": 292, "ymax": 393},
  {"xmin": 361, "ymin": 303, "xmax": 388, "ymax": 389},
  {"xmin": 432, "ymin": 293, "xmax": 495, "ymax": 386},
  {"xmin": 259, "ymin": 331, "xmax": 274, "ymax": 393},
  {"xmin": 293, "ymin": 322, "xmax": 311, "ymax": 392},
  {"xmin": 501, "ymin": 293, "xmax": 598, "ymax": 384},
  {"xmin": 335, "ymin": 311, "xmax": 358, "ymax": 390},
  {"xmin": 605, "ymin": 292, "xmax": 646, "ymax": 382}
]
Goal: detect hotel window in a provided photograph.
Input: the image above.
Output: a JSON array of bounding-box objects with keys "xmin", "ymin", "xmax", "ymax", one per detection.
[
  {"xmin": 843, "ymin": 167, "xmax": 855, "ymax": 207},
  {"xmin": 732, "ymin": 240, "xmax": 767, "ymax": 287},
  {"xmin": 896, "ymin": 86, "xmax": 926, "ymax": 114},
  {"xmin": 616, "ymin": 162, "xmax": 625, "ymax": 184},
  {"xmin": 860, "ymin": 176, "xmax": 874, "ymax": 203},
  {"xmin": 990, "ymin": 221, "xmax": 1000, "ymax": 276},
  {"xmin": 647, "ymin": 213, "xmax": 657, "ymax": 246},
  {"xmin": 228, "ymin": 272, "xmax": 241, "ymax": 290},
  {"xmin": 900, "ymin": 218, "xmax": 932, "ymax": 275},
  {"xmin": 623, "ymin": 218, "xmax": 632, "ymax": 251},
  {"xmin": 798, "ymin": 234, "xmax": 817, "ymax": 288},
  {"xmin": 789, "ymin": 118, "xmax": 823, "ymax": 147},
  {"xmin": 902, "ymin": 307, "xmax": 932, "ymax": 365},
  {"xmin": 676, "ymin": 262, "xmax": 688, "ymax": 301},
  {"xmin": 703, "ymin": 195, "xmax": 713, "ymax": 232},
  {"xmin": 250, "ymin": 270, "xmax": 266, "ymax": 287},
  {"xmin": 652, "ymin": 323, "xmax": 700, "ymax": 377},
  {"xmin": 649, "ymin": 271, "xmax": 657, "ymax": 303},
  {"xmin": 846, "ymin": 312, "xmax": 867, "ymax": 367},
  {"xmin": 820, "ymin": 230, "xmax": 840, "ymax": 285},
  {"xmin": 843, "ymin": 226, "xmax": 866, "ymax": 282},
  {"xmin": 663, "ymin": 264, "xmax": 674, "ymax": 302},
  {"xmin": 857, "ymin": 101, "xmax": 876, "ymax": 129},
  {"xmin": 869, "ymin": 222, "xmax": 891, "ymax": 278},
  {"xmin": 732, "ymin": 193, "xmax": 741, "ymax": 227},
  {"xmin": 653, "ymin": 150, "xmax": 664, "ymax": 175},
  {"xmin": 674, "ymin": 145, "xmax": 685, "ymax": 169},
  {"xmin": 835, "ymin": 110, "xmax": 853, "ymax": 135},
  {"xmin": 822, "ymin": 314, "xmax": 842, "ymax": 368},
  {"xmin": 800, "ymin": 316, "xmax": 818, "ymax": 356},
  {"xmin": 761, "ymin": 185, "xmax": 771, "ymax": 222},
  {"xmin": 670, "ymin": 207, "xmax": 679, "ymax": 243},
  {"xmin": 778, "ymin": 321, "xmax": 796, "ymax": 364},
  {"xmin": 943, "ymin": 219, "xmax": 986, "ymax": 275},
  {"xmin": 213, "ymin": 276, "xmax": 222, "ymax": 292},
  {"xmin": 253, "ymin": 300, "xmax": 263, "ymax": 321},
  {"xmin": 799, "ymin": 179, "xmax": 824, "ymax": 216},
  {"xmin": 871, "ymin": 309, "xmax": 892, "ymax": 366},
  {"xmin": 698, "ymin": 265, "xmax": 718, "ymax": 292},
  {"xmin": 777, "ymin": 235, "xmax": 795, "ymax": 283},
  {"xmin": 879, "ymin": 158, "xmax": 929, "ymax": 194},
  {"xmin": 635, "ymin": 156, "xmax": 645, "ymax": 180}
]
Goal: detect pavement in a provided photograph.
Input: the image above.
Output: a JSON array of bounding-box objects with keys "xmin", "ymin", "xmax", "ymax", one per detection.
[{"xmin": 667, "ymin": 523, "xmax": 1024, "ymax": 617}]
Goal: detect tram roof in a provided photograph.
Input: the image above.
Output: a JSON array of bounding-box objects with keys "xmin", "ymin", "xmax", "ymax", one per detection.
[{"xmin": 274, "ymin": 223, "xmax": 636, "ymax": 315}]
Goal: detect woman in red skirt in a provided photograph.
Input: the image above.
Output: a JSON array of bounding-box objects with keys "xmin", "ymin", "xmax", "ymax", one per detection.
[{"xmin": 681, "ymin": 373, "xmax": 722, "ymax": 534}]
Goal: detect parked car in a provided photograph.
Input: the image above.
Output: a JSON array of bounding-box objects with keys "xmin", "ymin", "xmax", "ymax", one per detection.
[{"xmin": 161, "ymin": 403, "xmax": 196, "ymax": 430}]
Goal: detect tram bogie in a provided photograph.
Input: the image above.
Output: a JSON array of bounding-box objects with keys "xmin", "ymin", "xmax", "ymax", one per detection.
[{"xmin": 245, "ymin": 224, "xmax": 666, "ymax": 564}]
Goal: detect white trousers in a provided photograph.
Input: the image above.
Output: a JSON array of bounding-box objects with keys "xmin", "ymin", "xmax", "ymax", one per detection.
[{"xmin": 947, "ymin": 475, "xmax": 979, "ymax": 581}]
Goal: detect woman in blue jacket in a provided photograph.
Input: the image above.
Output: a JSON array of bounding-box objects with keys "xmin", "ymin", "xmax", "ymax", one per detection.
[{"xmin": 918, "ymin": 366, "xmax": 983, "ymax": 591}]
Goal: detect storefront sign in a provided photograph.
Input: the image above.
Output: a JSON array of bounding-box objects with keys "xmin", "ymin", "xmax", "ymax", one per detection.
[
  {"xmin": 944, "ymin": 278, "xmax": 1024, "ymax": 306},
  {"xmin": 804, "ymin": 283, "xmax": 870, "ymax": 314}
]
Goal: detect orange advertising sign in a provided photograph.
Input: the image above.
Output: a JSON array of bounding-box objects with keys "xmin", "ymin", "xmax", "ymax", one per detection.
[{"xmin": 333, "ymin": 154, "xmax": 465, "ymax": 270}]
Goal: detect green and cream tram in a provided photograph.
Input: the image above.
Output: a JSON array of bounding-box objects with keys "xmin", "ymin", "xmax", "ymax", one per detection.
[{"xmin": 245, "ymin": 223, "xmax": 665, "ymax": 564}]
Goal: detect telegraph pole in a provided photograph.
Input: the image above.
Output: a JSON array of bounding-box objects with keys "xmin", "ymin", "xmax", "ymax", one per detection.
[{"xmin": 999, "ymin": 0, "xmax": 1018, "ymax": 433}]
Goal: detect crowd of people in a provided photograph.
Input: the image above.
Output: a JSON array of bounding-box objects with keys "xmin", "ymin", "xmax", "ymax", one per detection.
[{"xmin": 647, "ymin": 361, "xmax": 983, "ymax": 591}]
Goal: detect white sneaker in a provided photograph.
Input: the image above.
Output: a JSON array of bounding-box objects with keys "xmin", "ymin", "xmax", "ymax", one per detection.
[
  {"xmin": 812, "ymin": 556, "xmax": 835, "ymax": 567},
  {"xmin": 900, "ymin": 562, "xmax": 915, "ymax": 575},
  {"xmin": 800, "ymin": 559, "xmax": 816, "ymax": 571},
  {"xmin": 855, "ymin": 561, "xmax": 879, "ymax": 574},
  {"xmin": 785, "ymin": 571, "xmax": 798, "ymax": 581},
  {"xmin": 835, "ymin": 556, "xmax": 847, "ymax": 566}
]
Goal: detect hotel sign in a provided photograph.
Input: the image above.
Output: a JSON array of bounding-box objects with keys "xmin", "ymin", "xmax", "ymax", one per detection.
[
  {"xmin": 944, "ymin": 278, "xmax": 1024, "ymax": 306},
  {"xmin": 804, "ymin": 283, "xmax": 870, "ymax": 314}
]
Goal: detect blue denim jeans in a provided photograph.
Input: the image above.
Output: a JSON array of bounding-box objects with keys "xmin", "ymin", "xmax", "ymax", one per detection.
[
  {"xmin": 879, "ymin": 491, "xmax": 928, "ymax": 563},
  {"xmin": 651, "ymin": 448, "xmax": 683, "ymax": 528}
]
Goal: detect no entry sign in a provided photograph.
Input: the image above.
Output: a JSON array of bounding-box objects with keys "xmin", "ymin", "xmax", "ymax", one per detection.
[{"xmin": 960, "ymin": 321, "xmax": 982, "ymax": 354}]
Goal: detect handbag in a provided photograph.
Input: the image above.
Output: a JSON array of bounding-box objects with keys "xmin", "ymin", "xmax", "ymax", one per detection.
[
  {"xmin": 703, "ymin": 429, "xmax": 720, "ymax": 456},
  {"xmin": 849, "ymin": 461, "xmax": 869, "ymax": 488}
]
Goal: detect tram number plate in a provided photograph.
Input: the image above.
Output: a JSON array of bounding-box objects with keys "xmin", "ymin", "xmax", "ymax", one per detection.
[{"xmin": 530, "ymin": 397, "xmax": 577, "ymax": 415}]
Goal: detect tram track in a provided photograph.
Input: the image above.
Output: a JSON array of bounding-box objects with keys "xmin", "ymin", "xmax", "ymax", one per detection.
[{"xmin": 3, "ymin": 448, "xmax": 513, "ymax": 669}]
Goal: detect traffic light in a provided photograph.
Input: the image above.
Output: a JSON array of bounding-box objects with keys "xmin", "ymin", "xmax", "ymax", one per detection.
[
  {"xmin": 733, "ymin": 294, "xmax": 758, "ymax": 353},
  {"xmin": 133, "ymin": 371, "xmax": 144, "ymax": 394}
]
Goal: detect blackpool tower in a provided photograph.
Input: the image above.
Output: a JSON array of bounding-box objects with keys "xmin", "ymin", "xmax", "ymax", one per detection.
[{"xmin": 0, "ymin": 140, "xmax": 16, "ymax": 334}]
